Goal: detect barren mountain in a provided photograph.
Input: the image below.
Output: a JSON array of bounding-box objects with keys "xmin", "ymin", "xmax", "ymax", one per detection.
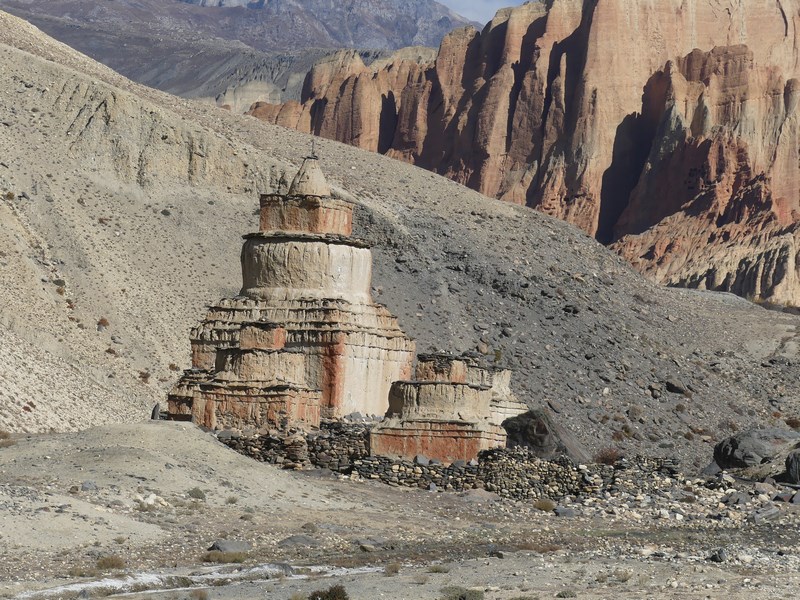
[
  {"xmin": 1, "ymin": 9, "xmax": 800, "ymax": 470},
  {"xmin": 0, "ymin": 0, "xmax": 468, "ymax": 112},
  {"xmin": 250, "ymin": 0, "xmax": 800, "ymax": 307}
]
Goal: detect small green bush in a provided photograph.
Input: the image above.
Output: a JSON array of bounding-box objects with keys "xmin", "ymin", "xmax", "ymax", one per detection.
[{"xmin": 187, "ymin": 487, "xmax": 206, "ymax": 500}]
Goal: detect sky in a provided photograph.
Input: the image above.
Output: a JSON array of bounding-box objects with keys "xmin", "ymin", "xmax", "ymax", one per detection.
[{"xmin": 440, "ymin": 0, "xmax": 523, "ymax": 23}]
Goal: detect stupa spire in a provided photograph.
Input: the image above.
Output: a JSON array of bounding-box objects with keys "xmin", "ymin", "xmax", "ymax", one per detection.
[{"xmin": 288, "ymin": 152, "xmax": 331, "ymax": 197}]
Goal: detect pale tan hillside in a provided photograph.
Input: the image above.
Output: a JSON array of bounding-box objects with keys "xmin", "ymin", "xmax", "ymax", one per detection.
[{"xmin": 1, "ymin": 10, "xmax": 800, "ymax": 468}]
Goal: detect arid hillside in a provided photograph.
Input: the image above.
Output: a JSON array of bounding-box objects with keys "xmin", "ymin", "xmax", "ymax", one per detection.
[
  {"xmin": 250, "ymin": 0, "xmax": 800, "ymax": 307},
  {"xmin": 1, "ymin": 9, "xmax": 800, "ymax": 470}
]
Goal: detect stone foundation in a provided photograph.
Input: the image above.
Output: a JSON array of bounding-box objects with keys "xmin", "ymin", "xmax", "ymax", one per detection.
[
  {"xmin": 221, "ymin": 422, "xmax": 595, "ymax": 501},
  {"xmin": 369, "ymin": 419, "xmax": 507, "ymax": 465}
]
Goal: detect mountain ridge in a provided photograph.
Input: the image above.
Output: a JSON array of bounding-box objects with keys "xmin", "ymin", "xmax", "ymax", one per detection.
[{"xmin": 249, "ymin": 0, "xmax": 800, "ymax": 306}]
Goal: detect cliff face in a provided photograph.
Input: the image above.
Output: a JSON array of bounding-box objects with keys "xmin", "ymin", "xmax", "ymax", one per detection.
[{"xmin": 250, "ymin": 0, "xmax": 800, "ymax": 304}]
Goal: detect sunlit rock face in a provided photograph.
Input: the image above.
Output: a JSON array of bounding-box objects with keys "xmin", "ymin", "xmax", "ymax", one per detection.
[{"xmin": 251, "ymin": 0, "xmax": 800, "ymax": 305}]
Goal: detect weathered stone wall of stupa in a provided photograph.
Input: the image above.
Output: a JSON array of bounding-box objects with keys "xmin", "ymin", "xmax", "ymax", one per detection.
[{"xmin": 370, "ymin": 354, "xmax": 528, "ymax": 463}]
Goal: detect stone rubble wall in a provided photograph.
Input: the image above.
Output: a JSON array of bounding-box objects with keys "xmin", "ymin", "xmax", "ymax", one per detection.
[{"xmin": 219, "ymin": 422, "xmax": 611, "ymax": 501}]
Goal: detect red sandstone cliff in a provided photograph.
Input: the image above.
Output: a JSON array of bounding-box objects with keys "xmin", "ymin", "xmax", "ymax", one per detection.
[{"xmin": 249, "ymin": 0, "xmax": 800, "ymax": 305}]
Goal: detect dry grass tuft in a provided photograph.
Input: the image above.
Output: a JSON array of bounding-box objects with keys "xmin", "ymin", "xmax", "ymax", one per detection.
[
  {"xmin": 96, "ymin": 555, "xmax": 125, "ymax": 570},
  {"xmin": 593, "ymin": 447, "xmax": 623, "ymax": 465},
  {"xmin": 307, "ymin": 584, "xmax": 349, "ymax": 600},
  {"xmin": 201, "ymin": 551, "xmax": 247, "ymax": 564}
]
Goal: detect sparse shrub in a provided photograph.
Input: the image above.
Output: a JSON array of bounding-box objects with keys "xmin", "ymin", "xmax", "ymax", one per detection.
[
  {"xmin": 427, "ymin": 564, "xmax": 450, "ymax": 573},
  {"xmin": 517, "ymin": 541, "xmax": 561, "ymax": 554},
  {"xmin": 384, "ymin": 562, "xmax": 400, "ymax": 576},
  {"xmin": 113, "ymin": 536, "xmax": 126, "ymax": 545},
  {"xmin": 440, "ymin": 586, "xmax": 484, "ymax": 600},
  {"xmin": 786, "ymin": 417, "xmax": 800, "ymax": 430},
  {"xmin": 4, "ymin": 191, "xmax": 15, "ymax": 200},
  {"xmin": 97, "ymin": 317, "xmax": 110, "ymax": 327},
  {"xmin": 201, "ymin": 551, "xmax": 246, "ymax": 564},
  {"xmin": 614, "ymin": 569, "xmax": 633, "ymax": 582},
  {"xmin": 593, "ymin": 447, "xmax": 623, "ymax": 465},
  {"xmin": 611, "ymin": 430, "xmax": 625, "ymax": 442},
  {"xmin": 187, "ymin": 487, "xmax": 206, "ymax": 500},
  {"xmin": 190, "ymin": 590, "xmax": 209, "ymax": 600},
  {"xmin": 412, "ymin": 575, "xmax": 429, "ymax": 585},
  {"xmin": 307, "ymin": 584, "xmax": 349, "ymax": 600},
  {"xmin": 67, "ymin": 565, "xmax": 98, "ymax": 578},
  {"xmin": 0, "ymin": 430, "xmax": 14, "ymax": 449},
  {"xmin": 169, "ymin": 363, "xmax": 180, "ymax": 372},
  {"xmin": 675, "ymin": 403, "xmax": 686, "ymax": 413},
  {"xmin": 96, "ymin": 555, "xmax": 125, "ymax": 570},
  {"xmin": 289, "ymin": 594, "xmax": 306, "ymax": 600},
  {"xmin": 226, "ymin": 495, "xmax": 238, "ymax": 504},
  {"xmin": 555, "ymin": 592, "xmax": 577, "ymax": 599},
  {"xmin": 139, "ymin": 371, "xmax": 151, "ymax": 384},
  {"xmin": 532, "ymin": 498, "xmax": 556, "ymax": 512}
]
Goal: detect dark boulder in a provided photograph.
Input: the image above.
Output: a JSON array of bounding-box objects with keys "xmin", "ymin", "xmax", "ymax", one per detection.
[
  {"xmin": 785, "ymin": 449, "xmax": 800, "ymax": 484},
  {"xmin": 713, "ymin": 428, "xmax": 800, "ymax": 469},
  {"xmin": 502, "ymin": 409, "xmax": 591, "ymax": 464}
]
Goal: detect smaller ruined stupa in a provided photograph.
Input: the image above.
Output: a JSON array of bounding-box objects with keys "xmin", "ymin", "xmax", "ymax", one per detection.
[
  {"xmin": 370, "ymin": 354, "xmax": 528, "ymax": 463},
  {"xmin": 168, "ymin": 156, "xmax": 416, "ymax": 431}
]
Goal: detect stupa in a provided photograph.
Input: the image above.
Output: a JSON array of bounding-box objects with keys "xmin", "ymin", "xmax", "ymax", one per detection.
[
  {"xmin": 370, "ymin": 354, "xmax": 528, "ymax": 463},
  {"xmin": 168, "ymin": 156, "xmax": 416, "ymax": 431}
]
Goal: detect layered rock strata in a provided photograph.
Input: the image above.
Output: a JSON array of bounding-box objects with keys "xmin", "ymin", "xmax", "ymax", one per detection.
[
  {"xmin": 370, "ymin": 354, "xmax": 528, "ymax": 463},
  {"xmin": 250, "ymin": 0, "xmax": 800, "ymax": 305},
  {"xmin": 168, "ymin": 157, "xmax": 416, "ymax": 429}
]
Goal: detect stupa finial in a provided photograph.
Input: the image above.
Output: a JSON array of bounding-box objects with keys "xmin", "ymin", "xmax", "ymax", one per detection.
[{"xmin": 288, "ymin": 152, "xmax": 331, "ymax": 197}]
